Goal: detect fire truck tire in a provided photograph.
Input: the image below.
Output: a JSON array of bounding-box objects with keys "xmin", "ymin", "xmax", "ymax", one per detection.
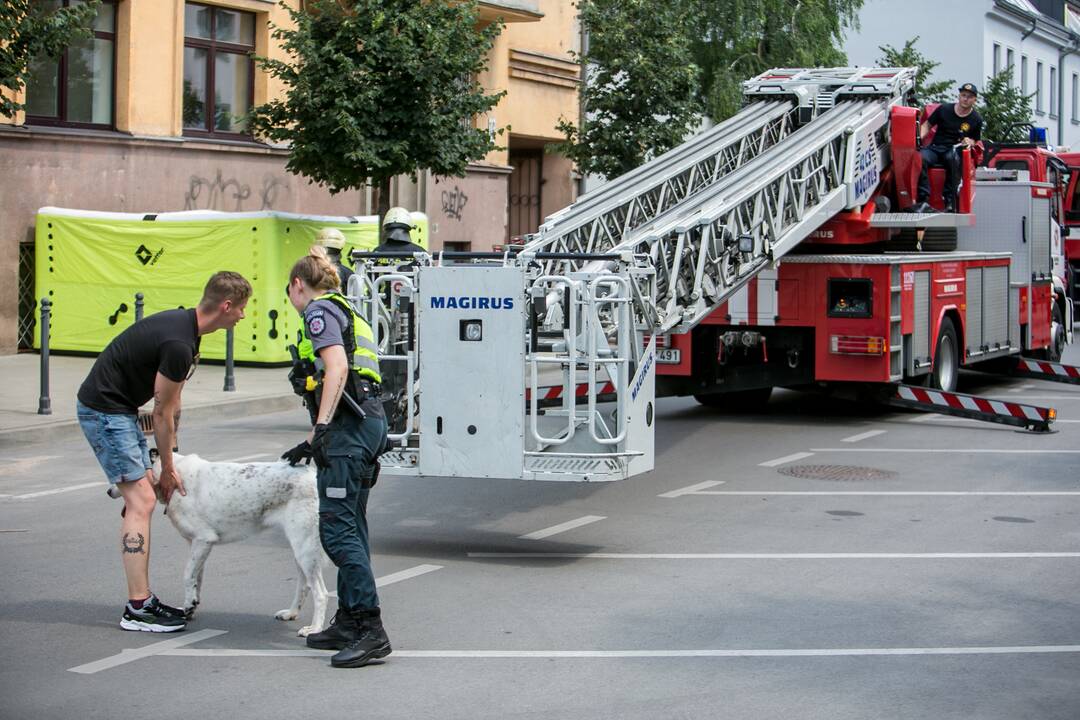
[
  {"xmin": 887, "ymin": 227, "xmax": 958, "ymax": 252},
  {"xmin": 694, "ymin": 387, "xmax": 773, "ymax": 411},
  {"xmin": 928, "ymin": 317, "xmax": 959, "ymax": 392},
  {"xmin": 1048, "ymin": 303, "xmax": 1066, "ymax": 362}
]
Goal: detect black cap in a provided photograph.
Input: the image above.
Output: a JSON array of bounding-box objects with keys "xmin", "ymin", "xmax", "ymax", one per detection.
[{"xmin": 959, "ymin": 83, "xmax": 978, "ymax": 96}]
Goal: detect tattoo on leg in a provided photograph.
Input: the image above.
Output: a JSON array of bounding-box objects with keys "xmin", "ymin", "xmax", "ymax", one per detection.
[{"xmin": 122, "ymin": 532, "xmax": 146, "ymax": 554}]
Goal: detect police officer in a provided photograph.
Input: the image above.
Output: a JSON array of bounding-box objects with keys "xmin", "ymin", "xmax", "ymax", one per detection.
[
  {"xmin": 281, "ymin": 245, "xmax": 390, "ymax": 669},
  {"xmin": 374, "ymin": 207, "xmax": 425, "ymax": 255},
  {"xmin": 315, "ymin": 227, "xmax": 355, "ymax": 290}
]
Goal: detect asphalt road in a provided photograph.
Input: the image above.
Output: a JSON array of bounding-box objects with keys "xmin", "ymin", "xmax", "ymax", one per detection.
[{"xmin": 2, "ymin": 345, "xmax": 1079, "ymax": 719}]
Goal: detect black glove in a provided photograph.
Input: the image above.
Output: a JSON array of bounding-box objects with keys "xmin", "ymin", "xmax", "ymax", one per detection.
[
  {"xmin": 282, "ymin": 440, "xmax": 312, "ymax": 466},
  {"xmin": 311, "ymin": 423, "xmax": 331, "ymax": 468}
]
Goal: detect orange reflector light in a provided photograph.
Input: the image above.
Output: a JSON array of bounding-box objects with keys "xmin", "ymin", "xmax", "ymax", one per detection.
[
  {"xmin": 1049, "ymin": 408, "xmax": 1057, "ymax": 421},
  {"xmin": 830, "ymin": 335, "xmax": 887, "ymax": 356}
]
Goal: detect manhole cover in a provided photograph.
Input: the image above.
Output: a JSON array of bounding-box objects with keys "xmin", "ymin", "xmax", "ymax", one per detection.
[{"xmin": 777, "ymin": 464, "xmax": 898, "ymax": 482}]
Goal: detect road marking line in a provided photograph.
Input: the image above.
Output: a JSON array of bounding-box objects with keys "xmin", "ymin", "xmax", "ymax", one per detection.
[
  {"xmin": 906, "ymin": 415, "xmax": 1079, "ymax": 425},
  {"xmin": 658, "ymin": 481, "xmax": 726, "ymax": 498},
  {"xmin": 994, "ymin": 395, "xmax": 1080, "ymax": 401},
  {"xmin": 67, "ymin": 629, "xmax": 227, "ymax": 674},
  {"xmin": 759, "ymin": 452, "xmax": 814, "ymax": 467},
  {"xmin": 519, "ymin": 516, "xmax": 606, "ymax": 540},
  {"xmin": 223, "ymin": 453, "xmax": 274, "ymax": 463},
  {"xmin": 1009, "ymin": 384, "xmax": 1034, "ymax": 392},
  {"xmin": 467, "ymin": 552, "xmax": 1080, "ymax": 559},
  {"xmin": 810, "ymin": 448, "xmax": 1080, "ymax": 454},
  {"xmin": 0, "ymin": 528, "xmax": 29, "ymax": 532},
  {"xmin": 329, "ymin": 564, "xmax": 443, "ymax": 597},
  {"xmin": 689, "ymin": 491, "xmax": 1080, "ymax": 496},
  {"xmin": 841, "ymin": 430, "xmax": 887, "ymax": 443},
  {"xmin": 160, "ymin": 645, "xmax": 1080, "ymax": 659},
  {"xmin": 8, "ymin": 481, "xmax": 107, "ymax": 499}
]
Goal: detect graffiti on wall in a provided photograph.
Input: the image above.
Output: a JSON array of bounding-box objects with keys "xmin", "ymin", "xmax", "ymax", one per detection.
[
  {"xmin": 184, "ymin": 171, "xmax": 290, "ymax": 211},
  {"xmin": 441, "ymin": 185, "xmax": 468, "ymax": 221}
]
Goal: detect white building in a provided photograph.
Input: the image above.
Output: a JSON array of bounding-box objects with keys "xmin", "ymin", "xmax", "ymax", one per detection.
[{"xmin": 844, "ymin": 0, "xmax": 1080, "ymax": 148}]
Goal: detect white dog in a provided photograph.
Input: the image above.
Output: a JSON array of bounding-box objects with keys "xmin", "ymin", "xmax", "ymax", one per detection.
[{"xmin": 154, "ymin": 453, "xmax": 329, "ymax": 637}]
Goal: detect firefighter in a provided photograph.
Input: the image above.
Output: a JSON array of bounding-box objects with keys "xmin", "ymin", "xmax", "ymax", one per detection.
[
  {"xmin": 315, "ymin": 227, "xmax": 355, "ymax": 290},
  {"xmin": 374, "ymin": 206, "xmax": 425, "ymax": 256},
  {"xmin": 281, "ymin": 245, "xmax": 391, "ymax": 669},
  {"xmin": 917, "ymin": 83, "xmax": 984, "ymax": 213}
]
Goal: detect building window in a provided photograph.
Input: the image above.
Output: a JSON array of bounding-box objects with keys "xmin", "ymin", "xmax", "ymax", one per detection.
[
  {"xmin": 1037, "ymin": 61, "xmax": 1044, "ymax": 114},
  {"xmin": 25, "ymin": 0, "xmax": 116, "ymax": 129},
  {"xmin": 1051, "ymin": 66, "xmax": 1058, "ymax": 118},
  {"xmin": 182, "ymin": 2, "xmax": 255, "ymax": 137},
  {"xmin": 1072, "ymin": 73, "xmax": 1078, "ymax": 122},
  {"xmin": 1006, "ymin": 48, "xmax": 1015, "ymax": 81},
  {"xmin": 1021, "ymin": 55, "xmax": 1029, "ymax": 96},
  {"xmin": 993, "ymin": 43, "xmax": 1001, "ymax": 76}
]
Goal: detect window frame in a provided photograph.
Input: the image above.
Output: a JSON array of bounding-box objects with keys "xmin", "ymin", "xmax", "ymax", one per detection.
[
  {"xmin": 993, "ymin": 43, "xmax": 1001, "ymax": 76},
  {"xmin": 1021, "ymin": 55, "xmax": 1029, "ymax": 96},
  {"xmin": 1050, "ymin": 65, "xmax": 1058, "ymax": 119},
  {"xmin": 1072, "ymin": 72, "xmax": 1078, "ymax": 123},
  {"xmin": 182, "ymin": 2, "xmax": 256, "ymax": 140},
  {"xmin": 1036, "ymin": 61, "xmax": 1045, "ymax": 115},
  {"xmin": 25, "ymin": 0, "xmax": 118, "ymax": 130}
]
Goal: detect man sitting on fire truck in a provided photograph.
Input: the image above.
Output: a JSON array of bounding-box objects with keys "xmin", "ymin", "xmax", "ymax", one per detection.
[{"xmin": 917, "ymin": 82, "xmax": 984, "ymax": 213}]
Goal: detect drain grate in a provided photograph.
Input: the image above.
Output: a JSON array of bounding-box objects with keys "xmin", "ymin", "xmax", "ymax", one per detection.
[{"xmin": 777, "ymin": 464, "xmax": 898, "ymax": 482}]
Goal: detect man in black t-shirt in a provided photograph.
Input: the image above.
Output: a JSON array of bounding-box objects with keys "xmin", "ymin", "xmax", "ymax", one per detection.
[
  {"xmin": 77, "ymin": 271, "xmax": 251, "ymax": 632},
  {"xmin": 917, "ymin": 83, "xmax": 984, "ymax": 212}
]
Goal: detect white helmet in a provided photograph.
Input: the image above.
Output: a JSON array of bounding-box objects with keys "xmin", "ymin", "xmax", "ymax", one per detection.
[
  {"xmin": 315, "ymin": 227, "xmax": 346, "ymax": 250},
  {"xmin": 382, "ymin": 207, "xmax": 413, "ymax": 229}
]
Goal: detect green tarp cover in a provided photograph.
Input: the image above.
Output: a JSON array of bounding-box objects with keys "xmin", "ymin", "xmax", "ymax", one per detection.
[{"xmin": 34, "ymin": 207, "xmax": 427, "ymax": 364}]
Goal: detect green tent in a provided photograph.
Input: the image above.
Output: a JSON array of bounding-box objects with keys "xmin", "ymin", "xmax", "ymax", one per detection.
[{"xmin": 35, "ymin": 207, "xmax": 427, "ymax": 364}]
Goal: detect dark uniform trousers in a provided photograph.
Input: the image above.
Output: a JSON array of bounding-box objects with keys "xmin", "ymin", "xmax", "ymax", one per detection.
[
  {"xmin": 317, "ymin": 396, "xmax": 387, "ymax": 611},
  {"xmin": 917, "ymin": 145, "xmax": 961, "ymax": 205}
]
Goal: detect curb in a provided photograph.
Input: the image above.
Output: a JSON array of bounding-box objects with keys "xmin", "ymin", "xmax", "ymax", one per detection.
[{"xmin": 0, "ymin": 394, "xmax": 302, "ymax": 449}]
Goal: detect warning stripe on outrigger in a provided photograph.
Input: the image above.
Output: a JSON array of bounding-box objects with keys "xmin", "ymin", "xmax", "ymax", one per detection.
[
  {"xmin": 1011, "ymin": 358, "xmax": 1080, "ymax": 384},
  {"xmin": 526, "ymin": 381, "xmax": 617, "ymax": 404},
  {"xmin": 889, "ymin": 384, "xmax": 1056, "ymax": 432}
]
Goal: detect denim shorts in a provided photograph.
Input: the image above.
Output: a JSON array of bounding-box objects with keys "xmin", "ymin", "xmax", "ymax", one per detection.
[{"xmin": 76, "ymin": 400, "xmax": 151, "ymax": 484}]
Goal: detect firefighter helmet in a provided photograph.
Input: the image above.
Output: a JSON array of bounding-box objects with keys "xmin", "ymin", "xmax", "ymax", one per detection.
[
  {"xmin": 382, "ymin": 206, "xmax": 415, "ymax": 245},
  {"xmin": 315, "ymin": 227, "xmax": 346, "ymax": 250}
]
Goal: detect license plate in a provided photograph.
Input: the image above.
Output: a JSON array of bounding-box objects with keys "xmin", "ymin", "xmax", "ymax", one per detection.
[{"xmin": 656, "ymin": 348, "xmax": 681, "ymax": 364}]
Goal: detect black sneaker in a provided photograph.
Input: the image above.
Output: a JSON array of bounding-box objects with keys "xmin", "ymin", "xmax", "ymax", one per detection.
[
  {"xmin": 120, "ymin": 595, "xmax": 187, "ymax": 633},
  {"xmin": 154, "ymin": 596, "xmax": 187, "ymax": 619}
]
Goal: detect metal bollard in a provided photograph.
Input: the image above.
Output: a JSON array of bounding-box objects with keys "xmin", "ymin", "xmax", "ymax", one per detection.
[
  {"xmin": 38, "ymin": 298, "xmax": 52, "ymax": 415},
  {"xmin": 223, "ymin": 327, "xmax": 236, "ymax": 391},
  {"xmin": 134, "ymin": 292, "xmax": 144, "ymax": 322}
]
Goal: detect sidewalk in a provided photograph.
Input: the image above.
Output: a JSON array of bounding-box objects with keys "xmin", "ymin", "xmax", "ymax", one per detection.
[{"xmin": 0, "ymin": 353, "xmax": 301, "ymax": 448}]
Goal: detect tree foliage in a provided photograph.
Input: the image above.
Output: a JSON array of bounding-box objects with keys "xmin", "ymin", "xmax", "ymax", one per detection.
[
  {"xmin": 876, "ymin": 36, "xmax": 953, "ymax": 105},
  {"xmin": 249, "ymin": 0, "xmax": 505, "ymax": 209},
  {"xmin": 692, "ymin": 0, "xmax": 864, "ymax": 120},
  {"xmin": 0, "ymin": 0, "xmax": 100, "ymax": 119},
  {"xmin": 554, "ymin": 0, "xmax": 701, "ymax": 179},
  {"xmin": 979, "ymin": 67, "xmax": 1034, "ymax": 143}
]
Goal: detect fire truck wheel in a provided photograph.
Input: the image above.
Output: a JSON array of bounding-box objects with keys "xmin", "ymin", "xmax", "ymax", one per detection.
[
  {"xmin": 1049, "ymin": 303, "xmax": 1066, "ymax": 362},
  {"xmin": 694, "ymin": 387, "xmax": 773, "ymax": 411},
  {"xmin": 928, "ymin": 317, "xmax": 959, "ymax": 392}
]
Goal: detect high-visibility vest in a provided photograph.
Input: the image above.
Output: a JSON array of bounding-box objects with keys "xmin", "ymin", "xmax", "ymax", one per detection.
[{"xmin": 298, "ymin": 292, "xmax": 381, "ymax": 384}]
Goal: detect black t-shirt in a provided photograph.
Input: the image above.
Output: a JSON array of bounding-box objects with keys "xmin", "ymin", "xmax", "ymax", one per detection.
[
  {"xmin": 927, "ymin": 104, "xmax": 983, "ymax": 147},
  {"xmin": 78, "ymin": 308, "xmax": 201, "ymax": 413}
]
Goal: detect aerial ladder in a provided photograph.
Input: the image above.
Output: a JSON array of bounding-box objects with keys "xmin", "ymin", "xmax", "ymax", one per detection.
[{"xmin": 354, "ymin": 68, "xmax": 920, "ymax": 482}]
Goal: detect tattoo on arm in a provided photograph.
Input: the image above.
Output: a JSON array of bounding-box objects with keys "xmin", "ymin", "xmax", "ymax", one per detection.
[
  {"xmin": 323, "ymin": 376, "xmax": 344, "ymax": 423},
  {"xmin": 122, "ymin": 532, "xmax": 146, "ymax": 555}
]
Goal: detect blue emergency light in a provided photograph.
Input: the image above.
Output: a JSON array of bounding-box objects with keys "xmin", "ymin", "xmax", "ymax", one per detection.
[{"xmin": 1030, "ymin": 126, "xmax": 1048, "ymax": 144}]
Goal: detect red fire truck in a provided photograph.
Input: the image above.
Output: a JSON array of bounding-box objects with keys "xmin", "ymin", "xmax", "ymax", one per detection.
[{"xmin": 656, "ymin": 104, "xmax": 1075, "ymax": 411}]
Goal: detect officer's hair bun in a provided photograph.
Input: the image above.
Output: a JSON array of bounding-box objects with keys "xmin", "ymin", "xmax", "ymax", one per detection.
[{"xmin": 289, "ymin": 245, "xmax": 341, "ymax": 293}]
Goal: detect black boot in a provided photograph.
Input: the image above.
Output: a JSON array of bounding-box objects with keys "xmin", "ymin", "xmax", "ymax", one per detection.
[
  {"xmin": 330, "ymin": 608, "xmax": 392, "ymax": 668},
  {"xmin": 306, "ymin": 608, "xmax": 358, "ymax": 650}
]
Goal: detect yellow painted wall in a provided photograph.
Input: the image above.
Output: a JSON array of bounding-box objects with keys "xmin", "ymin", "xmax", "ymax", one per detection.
[
  {"xmin": 4, "ymin": 0, "xmax": 299, "ymax": 136},
  {"xmin": 485, "ymin": 0, "xmax": 579, "ymax": 156}
]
